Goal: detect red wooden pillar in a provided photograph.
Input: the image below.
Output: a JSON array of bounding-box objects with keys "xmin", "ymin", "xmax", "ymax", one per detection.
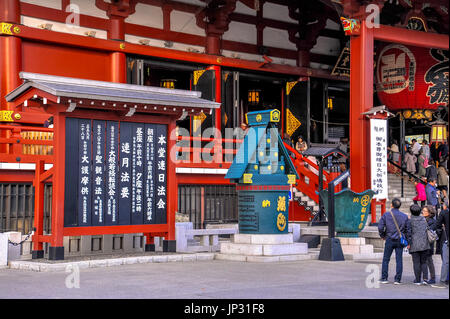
[
  {"xmin": 207, "ymin": 65, "xmax": 222, "ymax": 163},
  {"xmin": 163, "ymin": 118, "xmax": 178, "ymax": 251},
  {"xmin": 349, "ymin": 20, "xmax": 373, "ymax": 193},
  {"xmin": 32, "ymin": 160, "xmax": 45, "ymax": 259},
  {"xmin": 206, "ymin": 34, "xmax": 221, "ymax": 56},
  {"xmin": 49, "ymin": 112, "xmax": 66, "ymax": 260},
  {"xmin": 0, "ymin": 0, "xmax": 21, "ymax": 154},
  {"xmin": 108, "ymin": 15, "xmax": 126, "ymax": 83}
]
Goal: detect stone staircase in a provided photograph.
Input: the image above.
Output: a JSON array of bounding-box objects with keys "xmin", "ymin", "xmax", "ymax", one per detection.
[
  {"xmin": 387, "ymin": 173, "xmax": 417, "ymax": 214},
  {"xmin": 293, "ymin": 187, "xmax": 320, "ymax": 216}
]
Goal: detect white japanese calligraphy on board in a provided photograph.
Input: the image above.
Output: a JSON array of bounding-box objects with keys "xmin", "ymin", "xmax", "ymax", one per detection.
[{"xmin": 370, "ymin": 119, "xmax": 388, "ymax": 200}]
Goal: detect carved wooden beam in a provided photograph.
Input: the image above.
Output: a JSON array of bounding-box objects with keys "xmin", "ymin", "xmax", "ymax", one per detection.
[
  {"xmin": 196, "ymin": 0, "xmax": 238, "ymax": 54},
  {"xmin": 96, "ymin": 0, "xmax": 138, "ymax": 40}
]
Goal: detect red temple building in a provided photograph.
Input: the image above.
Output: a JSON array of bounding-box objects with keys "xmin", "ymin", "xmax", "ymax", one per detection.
[{"xmin": 0, "ymin": 0, "xmax": 448, "ymax": 259}]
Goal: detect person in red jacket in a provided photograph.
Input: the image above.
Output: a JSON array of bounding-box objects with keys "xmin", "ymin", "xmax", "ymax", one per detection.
[{"xmin": 413, "ymin": 179, "xmax": 427, "ymax": 207}]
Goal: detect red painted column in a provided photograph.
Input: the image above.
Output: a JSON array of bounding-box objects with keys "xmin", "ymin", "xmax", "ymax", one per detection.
[
  {"xmin": 206, "ymin": 34, "xmax": 221, "ymax": 55},
  {"xmin": 49, "ymin": 111, "xmax": 66, "ymax": 260},
  {"xmin": 108, "ymin": 16, "xmax": 126, "ymax": 83},
  {"xmin": 0, "ymin": 0, "xmax": 21, "ymax": 111},
  {"xmin": 349, "ymin": 20, "xmax": 373, "ymax": 192},
  {"xmin": 166, "ymin": 119, "xmax": 178, "ymax": 242},
  {"xmin": 32, "ymin": 160, "xmax": 45, "ymax": 257},
  {"xmin": 0, "ymin": 0, "xmax": 20, "ymax": 23}
]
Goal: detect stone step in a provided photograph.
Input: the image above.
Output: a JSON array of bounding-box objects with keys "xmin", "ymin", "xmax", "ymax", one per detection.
[
  {"xmin": 220, "ymin": 242, "xmax": 308, "ymax": 256},
  {"xmin": 214, "ymin": 253, "xmax": 314, "ymax": 263}
]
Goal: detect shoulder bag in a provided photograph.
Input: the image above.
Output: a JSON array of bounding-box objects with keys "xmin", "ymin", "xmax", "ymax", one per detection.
[
  {"xmin": 426, "ymin": 222, "xmax": 438, "ymax": 244},
  {"xmin": 390, "ymin": 210, "xmax": 408, "ymax": 247}
]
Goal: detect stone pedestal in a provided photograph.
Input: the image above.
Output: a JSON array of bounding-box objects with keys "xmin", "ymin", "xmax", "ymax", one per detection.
[
  {"xmin": 338, "ymin": 237, "xmax": 376, "ymax": 259},
  {"xmin": 215, "ymin": 233, "xmax": 310, "ymax": 262}
]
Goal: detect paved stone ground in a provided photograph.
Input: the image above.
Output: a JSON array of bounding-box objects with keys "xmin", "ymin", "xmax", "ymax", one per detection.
[{"xmin": 0, "ymin": 256, "xmax": 448, "ymax": 299}]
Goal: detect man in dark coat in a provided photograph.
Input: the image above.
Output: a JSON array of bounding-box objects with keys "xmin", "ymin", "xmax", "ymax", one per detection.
[
  {"xmin": 433, "ymin": 199, "xmax": 449, "ymax": 288},
  {"xmin": 378, "ymin": 198, "xmax": 409, "ymax": 284},
  {"xmin": 425, "ymin": 178, "xmax": 440, "ymax": 211}
]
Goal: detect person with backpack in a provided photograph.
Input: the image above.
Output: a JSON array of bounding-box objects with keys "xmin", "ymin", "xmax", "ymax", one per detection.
[
  {"xmin": 407, "ymin": 204, "xmax": 430, "ymax": 285},
  {"xmin": 378, "ymin": 198, "xmax": 409, "ymax": 284},
  {"xmin": 422, "ymin": 205, "xmax": 437, "ymax": 285}
]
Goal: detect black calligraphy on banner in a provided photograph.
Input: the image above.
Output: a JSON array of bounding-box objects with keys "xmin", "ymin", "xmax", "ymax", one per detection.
[
  {"xmin": 65, "ymin": 119, "xmax": 169, "ymax": 227},
  {"xmin": 131, "ymin": 124, "xmax": 145, "ymax": 225},
  {"xmin": 154, "ymin": 124, "xmax": 168, "ymax": 224},
  {"xmin": 118, "ymin": 122, "xmax": 132, "ymax": 225},
  {"xmin": 105, "ymin": 121, "xmax": 119, "ymax": 225},
  {"xmin": 78, "ymin": 119, "xmax": 92, "ymax": 226},
  {"xmin": 144, "ymin": 124, "xmax": 156, "ymax": 224},
  {"xmin": 92, "ymin": 121, "xmax": 105, "ymax": 226},
  {"xmin": 425, "ymin": 49, "xmax": 449, "ymax": 105}
]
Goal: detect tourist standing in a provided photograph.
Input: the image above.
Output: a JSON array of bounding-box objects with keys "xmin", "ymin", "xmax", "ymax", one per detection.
[
  {"xmin": 404, "ymin": 148, "xmax": 417, "ymax": 179},
  {"xmin": 413, "ymin": 180, "xmax": 427, "ymax": 207},
  {"xmin": 433, "ymin": 199, "xmax": 449, "ymax": 288},
  {"xmin": 437, "ymin": 163, "xmax": 448, "ymax": 199},
  {"xmin": 407, "ymin": 204, "xmax": 430, "ymax": 285},
  {"xmin": 422, "ymin": 206, "xmax": 437, "ymax": 285},
  {"xmin": 411, "ymin": 139, "xmax": 422, "ymax": 156},
  {"xmin": 389, "ymin": 140, "xmax": 400, "ymax": 174},
  {"xmin": 411, "ymin": 139, "xmax": 422, "ymax": 172},
  {"xmin": 438, "ymin": 140, "xmax": 448, "ymax": 167},
  {"xmin": 417, "ymin": 149, "xmax": 427, "ymax": 178},
  {"xmin": 378, "ymin": 198, "xmax": 409, "ymax": 284},
  {"xmin": 422, "ymin": 140, "xmax": 430, "ymax": 160},
  {"xmin": 426, "ymin": 178, "xmax": 440, "ymax": 211},
  {"xmin": 421, "ymin": 140, "xmax": 431, "ymax": 158},
  {"xmin": 425, "ymin": 159, "xmax": 438, "ymax": 182}
]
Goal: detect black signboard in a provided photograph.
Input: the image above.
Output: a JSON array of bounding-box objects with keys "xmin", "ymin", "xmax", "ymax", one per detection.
[
  {"xmin": 92, "ymin": 121, "xmax": 105, "ymax": 226},
  {"xmin": 105, "ymin": 121, "xmax": 119, "ymax": 225},
  {"xmin": 144, "ymin": 124, "xmax": 156, "ymax": 224},
  {"xmin": 78, "ymin": 119, "xmax": 92, "ymax": 226},
  {"xmin": 64, "ymin": 118, "xmax": 80, "ymax": 227},
  {"xmin": 65, "ymin": 118, "xmax": 168, "ymax": 227},
  {"xmin": 131, "ymin": 123, "xmax": 145, "ymax": 224},
  {"xmin": 154, "ymin": 124, "xmax": 167, "ymax": 224},
  {"xmin": 118, "ymin": 122, "xmax": 132, "ymax": 225}
]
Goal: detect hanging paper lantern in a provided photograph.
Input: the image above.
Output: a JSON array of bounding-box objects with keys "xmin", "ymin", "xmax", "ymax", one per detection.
[{"xmin": 376, "ymin": 43, "xmax": 449, "ymax": 111}]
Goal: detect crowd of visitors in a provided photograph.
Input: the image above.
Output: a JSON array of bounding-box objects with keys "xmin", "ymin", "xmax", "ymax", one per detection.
[{"xmin": 378, "ymin": 197, "xmax": 449, "ymax": 288}]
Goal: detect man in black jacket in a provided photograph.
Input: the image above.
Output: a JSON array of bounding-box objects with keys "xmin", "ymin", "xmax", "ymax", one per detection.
[
  {"xmin": 433, "ymin": 199, "xmax": 449, "ymax": 288},
  {"xmin": 378, "ymin": 198, "xmax": 409, "ymax": 284}
]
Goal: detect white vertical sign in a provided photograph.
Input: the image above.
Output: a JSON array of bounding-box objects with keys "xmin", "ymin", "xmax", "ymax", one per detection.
[{"xmin": 370, "ymin": 119, "xmax": 388, "ymax": 200}]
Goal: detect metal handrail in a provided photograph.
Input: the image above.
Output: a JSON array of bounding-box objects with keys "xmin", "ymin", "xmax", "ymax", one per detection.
[{"xmin": 387, "ymin": 158, "xmax": 424, "ymax": 184}]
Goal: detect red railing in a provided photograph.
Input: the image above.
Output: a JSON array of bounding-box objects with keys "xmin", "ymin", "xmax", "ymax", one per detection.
[
  {"xmin": 0, "ymin": 124, "xmax": 54, "ymax": 164},
  {"xmin": 175, "ymin": 135, "xmax": 243, "ymax": 169},
  {"xmin": 284, "ymin": 143, "xmax": 339, "ymax": 203}
]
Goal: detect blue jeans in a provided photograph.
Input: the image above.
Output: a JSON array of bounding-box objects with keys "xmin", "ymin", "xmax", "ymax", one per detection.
[
  {"xmin": 440, "ymin": 241, "xmax": 449, "ymax": 283},
  {"xmin": 381, "ymin": 238, "xmax": 404, "ymax": 282}
]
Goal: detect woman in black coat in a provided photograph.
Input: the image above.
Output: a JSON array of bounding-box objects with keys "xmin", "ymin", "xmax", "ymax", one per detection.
[
  {"xmin": 425, "ymin": 159, "xmax": 438, "ymax": 182},
  {"xmin": 422, "ymin": 206, "xmax": 437, "ymax": 284}
]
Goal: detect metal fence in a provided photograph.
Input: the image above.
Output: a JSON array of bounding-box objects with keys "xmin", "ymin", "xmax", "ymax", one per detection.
[
  {"xmin": 0, "ymin": 183, "xmax": 52, "ymax": 234},
  {"xmin": 178, "ymin": 185, "xmax": 238, "ymax": 229}
]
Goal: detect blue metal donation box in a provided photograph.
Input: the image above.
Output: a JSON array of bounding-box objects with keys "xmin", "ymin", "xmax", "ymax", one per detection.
[{"xmin": 225, "ymin": 110, "xmax": 299, "ymax": 234}]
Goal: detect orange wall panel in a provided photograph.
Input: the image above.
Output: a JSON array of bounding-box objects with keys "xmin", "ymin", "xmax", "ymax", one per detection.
[{"xmin": 22, "ymin": 41, "xmax": 111, "ymax": 81}]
